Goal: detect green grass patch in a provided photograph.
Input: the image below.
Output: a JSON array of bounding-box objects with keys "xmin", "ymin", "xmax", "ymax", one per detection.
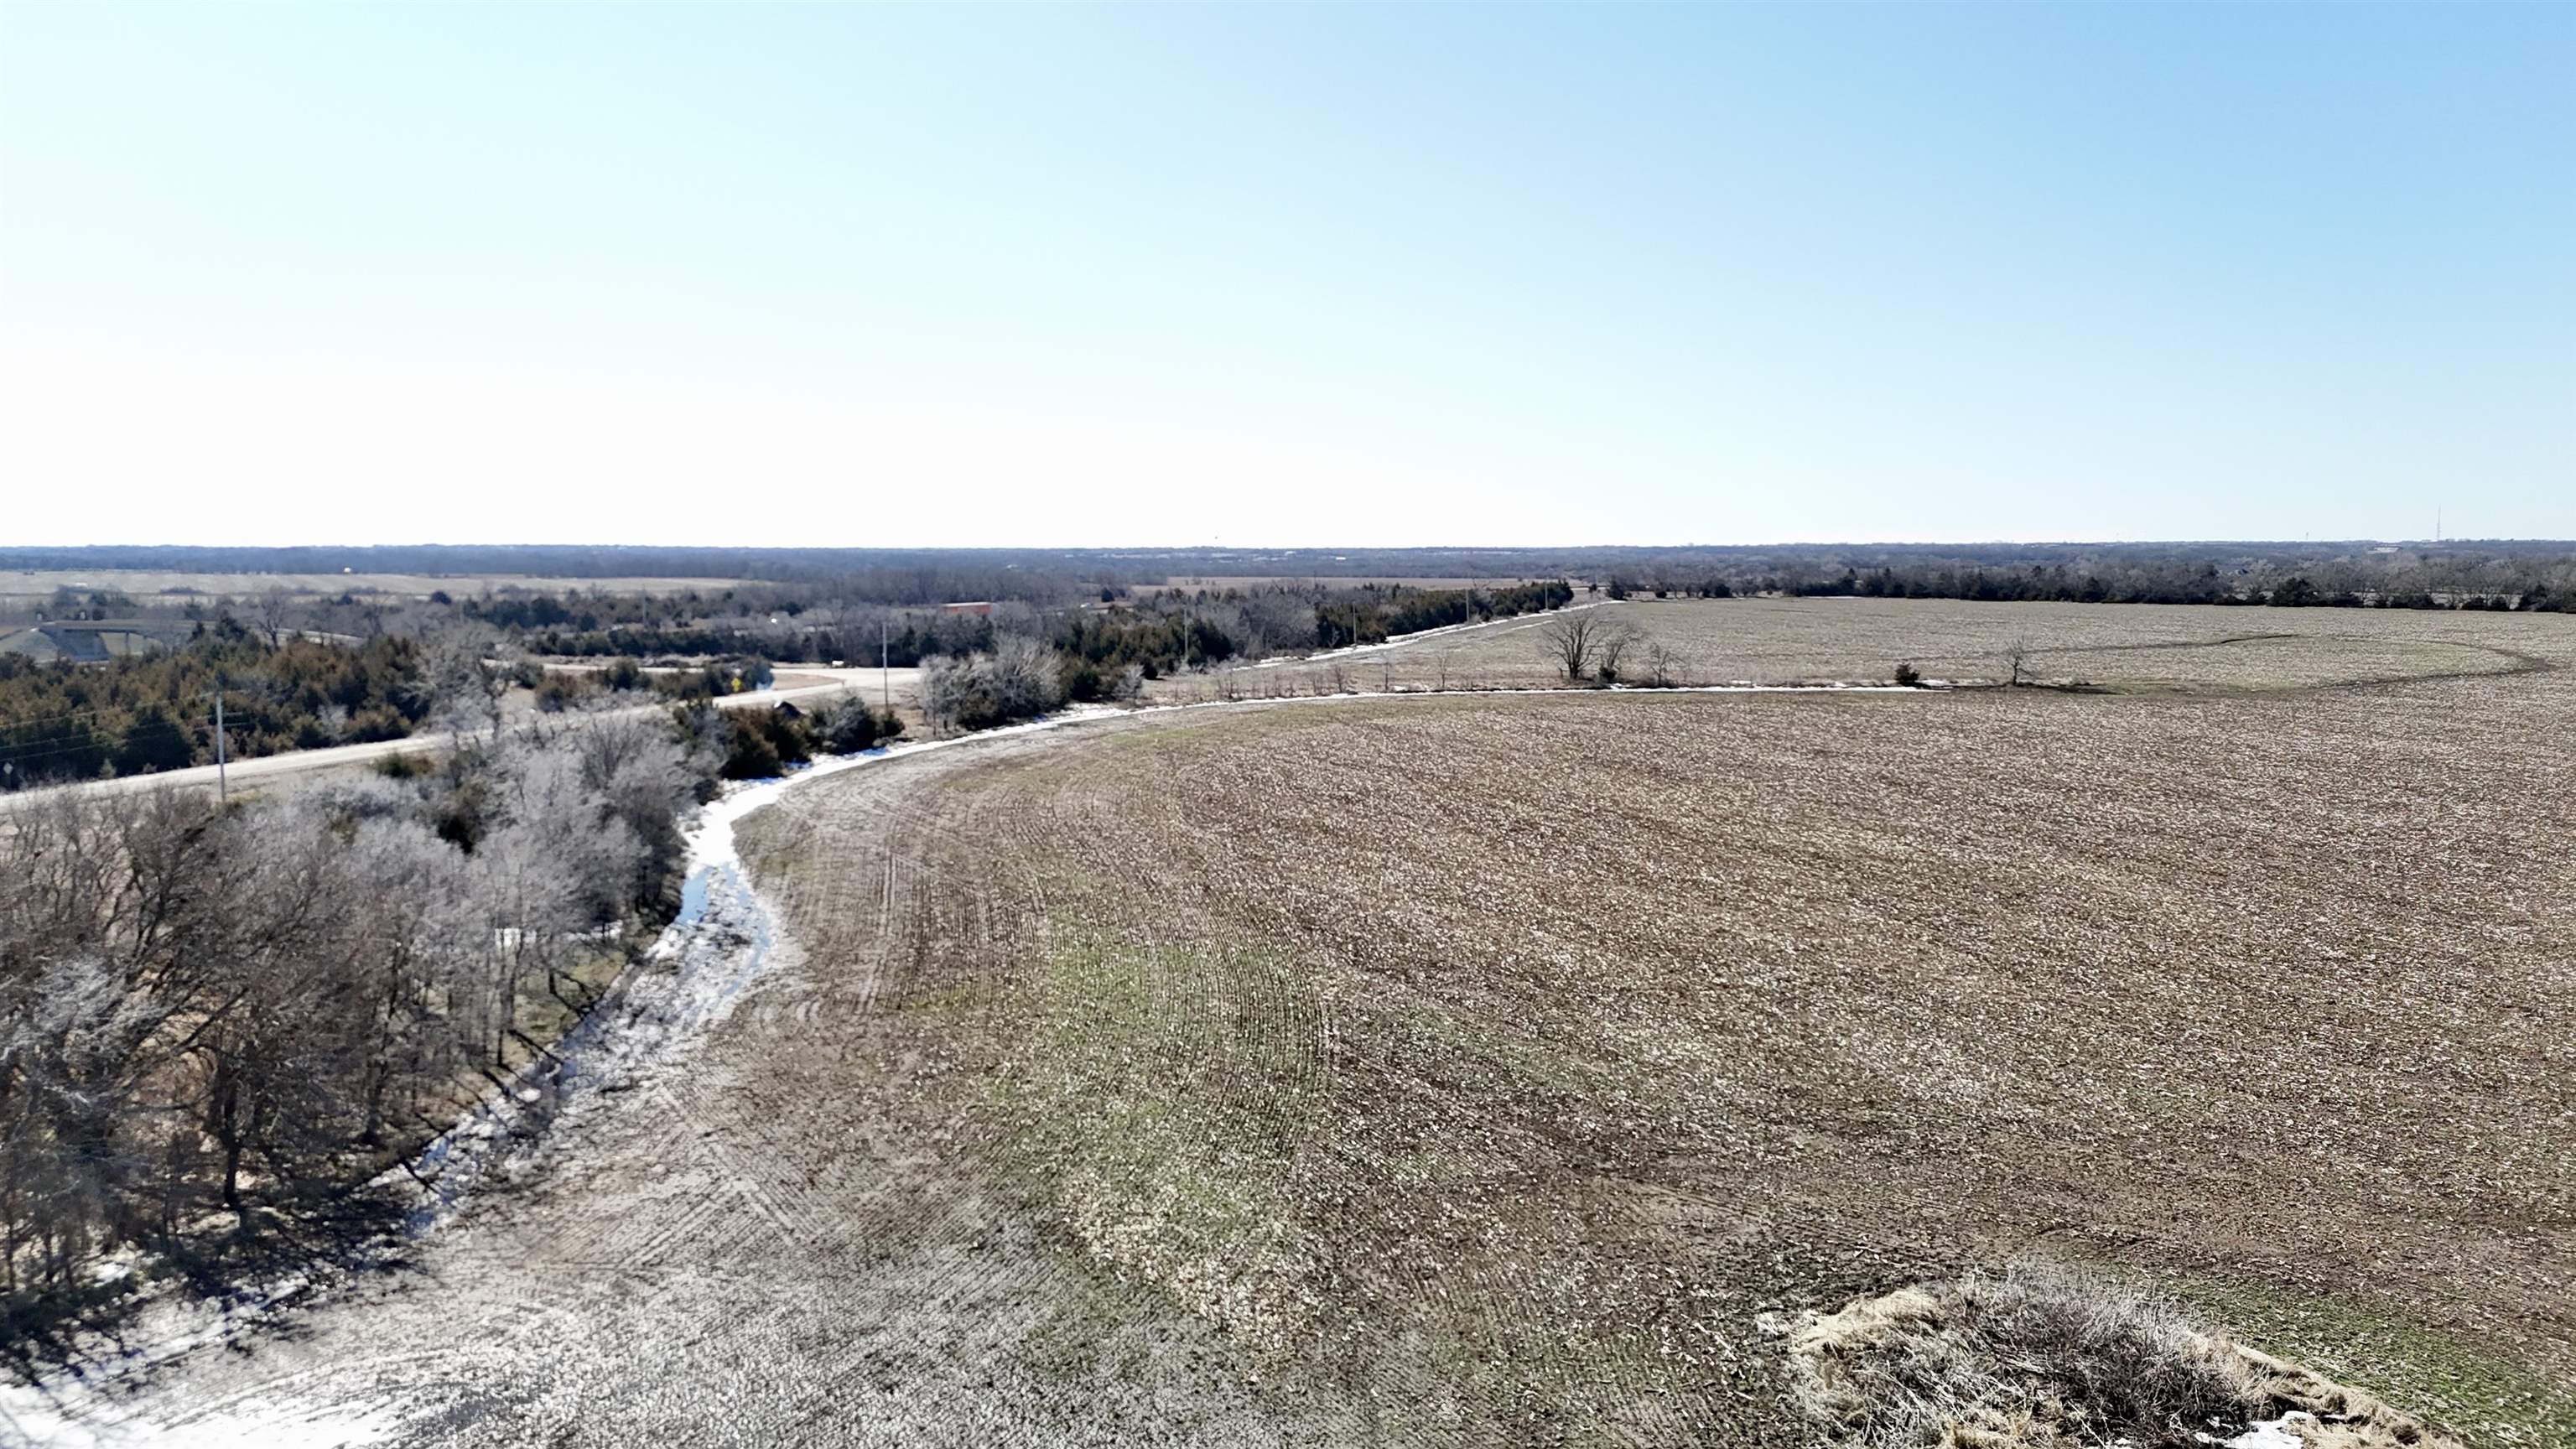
[{"xmin": 2159, "ymin": 1273, "xmax": 2575, "ymax": 1447}]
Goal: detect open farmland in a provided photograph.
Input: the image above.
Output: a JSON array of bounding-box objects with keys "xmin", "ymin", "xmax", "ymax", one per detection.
[
  {"xmin": 1138, "ymin": 574, "xmax": 1555, "ymax": 595},
  {"xmin": 0, "ymin": 569, "xmax": 740, "ymax": 602},
  {"xmin": 20, "ymin": 606, "xmax": 2574, "ymax": 1446},
  {"xmin": 1197, "ymin": 596, "xmax": 2557, "ymax": 697},
  {"xmin": 731, "ymin": 658, "xmax": 2576, "ymax": 1445}
]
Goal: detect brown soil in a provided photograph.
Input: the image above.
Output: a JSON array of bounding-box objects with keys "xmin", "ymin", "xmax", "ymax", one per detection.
[{"xmin": 34, "ymin": 607, "xmax": 2576, "ymax": 1446}]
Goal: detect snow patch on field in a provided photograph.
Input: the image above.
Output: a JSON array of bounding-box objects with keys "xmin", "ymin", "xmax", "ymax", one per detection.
[
  {"xmin": 2, "ymin": 1390, "xmax": 398, "ymax": 1449},
  {"xmin": 2201, "ymin": 1414, "xmax": 2314, "ymax": 1449}
]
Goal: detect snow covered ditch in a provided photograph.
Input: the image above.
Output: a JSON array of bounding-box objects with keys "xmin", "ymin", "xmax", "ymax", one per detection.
[{"xmin": 0, "ymin": 709, "xmax": 1138, "ymax": 1441}]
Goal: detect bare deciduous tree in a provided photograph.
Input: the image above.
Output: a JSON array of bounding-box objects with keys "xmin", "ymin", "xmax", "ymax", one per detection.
[
  {"xmin": 417, "ymin": 623, "xmax": 514, "ymax": 743},
  {"xmin": 0, "ymin": 711, "xmax": 726, "ymax": 1296},
  {"xmin": 253, "ymin": 586, "xmax": 295, "ymax": 648},
  {"xmin": 2002, "ymin": 631, "xmax": 2035, "ymax": 687},
  {"xmin": 1538, "ymin": 611, "xmax": 1602, "ymax": 681}
]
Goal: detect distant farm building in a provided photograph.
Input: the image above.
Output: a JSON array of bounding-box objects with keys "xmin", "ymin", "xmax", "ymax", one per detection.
[
  {"xmin": 0, "ymin": 621, "xmax": 171, "ymax": 664},
  {"xmin": 942, "ymin": 601, "xmax": 995, "ymax": 616}
]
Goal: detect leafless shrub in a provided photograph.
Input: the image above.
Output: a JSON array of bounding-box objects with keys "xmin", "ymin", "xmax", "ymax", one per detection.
[
  {"xmin": 1594, "ymin": 620, "xmax": 1641, "ymax": 683},
  {"xmin": 921, "ymin": 636, "xmax": 1067, "ymax": 731}
]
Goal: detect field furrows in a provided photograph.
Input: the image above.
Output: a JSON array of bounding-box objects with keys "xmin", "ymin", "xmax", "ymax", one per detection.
[
  {"xmin": 764, "ymin": 670, "xmax": 2576, "ymax": 1444},
  {"xmin": 1207, "ymin": 597, "xmax": 2574, "ymax": 697}
]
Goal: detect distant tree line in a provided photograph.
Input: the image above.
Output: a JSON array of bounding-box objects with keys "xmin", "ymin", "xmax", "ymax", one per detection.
[
  {"xmin": 18, "ymin": 540, "xmax": 2573, "ymax": 595},
  {"xmin": 520, "ymin": 610, "xmax": 1000, "ymax": 667},
  {"xmin": 1601, "ymin": 577, "xmax": 1734, "ymax": 600},
  {"xmin": 1045, "ymin": 579, "xmax": 1576, "ymax": 699},
  {"xmin": 501, "ymin": 580, "xmax": 1579, "ymax": 707},
  {"xmin": 1559, "ymin": 545, "xmax": 2574, "ymax": 613},
  {"xmin": 903, "ymin": 580, "xmax": 1581, "ymax": 721},
  {"xmin": 0, "ymin": 546, "xmax": 1152, "ymax": 599},
  {"xmin": 1312, "ymin": 579, "xmax": 1576, "ymax": 648},
  {"xmin": 1752, "ymin": 561, "xmax": 2572, "ymax": 610}
]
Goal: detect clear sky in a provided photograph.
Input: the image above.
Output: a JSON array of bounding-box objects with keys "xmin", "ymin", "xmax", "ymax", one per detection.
[{"xmin": 1, "ymin": 3, "xmax": 2568, "ymax": 548}]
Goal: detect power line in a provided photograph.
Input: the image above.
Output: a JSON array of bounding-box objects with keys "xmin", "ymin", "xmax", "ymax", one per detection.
[
  {"xmin": 0, "ymin": 684, "xmax": 272, "ymax": 735},
  {"xmin": 0, "ymin": 737, "xmax": 130, "ymax": 767},
  {"xmin": 0, "ymin": 675, "xmax": 279, "ymax": 721},
  {"xmin": 0, "ymin": 703, "xmax": 140, "ymax": 730}
]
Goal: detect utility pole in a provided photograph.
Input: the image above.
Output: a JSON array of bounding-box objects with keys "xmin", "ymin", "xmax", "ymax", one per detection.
[
  {"xmin": 212, "ymin": 691, "xmax": 228, "ymax": 804},
  {"xmin": 880, "ymin": 616, "xmax": 890, "ymax": 712}
]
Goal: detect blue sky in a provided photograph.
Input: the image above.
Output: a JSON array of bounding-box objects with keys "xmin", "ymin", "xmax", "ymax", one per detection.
[{"xmin": 2, "ymin": 3, "xmax": 2567, "ymax": 547}]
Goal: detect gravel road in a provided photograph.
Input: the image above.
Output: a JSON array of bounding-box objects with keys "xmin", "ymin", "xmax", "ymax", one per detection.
[{"xmin": 0, "ymin": 668, "xmax": 916, "ymax": 809}]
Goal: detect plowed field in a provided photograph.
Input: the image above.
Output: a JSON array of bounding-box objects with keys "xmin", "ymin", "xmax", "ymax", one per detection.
[{"xmin": 27, "ymin": 605, "xmax": 2574, "ymax": 1447}]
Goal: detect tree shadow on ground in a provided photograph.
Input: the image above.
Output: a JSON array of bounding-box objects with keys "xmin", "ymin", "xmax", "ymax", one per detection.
[{"xmin": 2, "ymin": 1182, "xmax": 417, "ymax": 1389}]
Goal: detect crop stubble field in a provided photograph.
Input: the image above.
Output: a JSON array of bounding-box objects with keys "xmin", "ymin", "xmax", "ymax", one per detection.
[
  {"xmin": 730, "ymin": 607, "xmax": 2576, "ymax": 1444},
  {"xmin": 1203, "ymin": 597, "xmax": 2557, "ymax": 697},
  {"xmin": 39, "ymin": 602, "xmax": 2574, "ymax": 1446}
]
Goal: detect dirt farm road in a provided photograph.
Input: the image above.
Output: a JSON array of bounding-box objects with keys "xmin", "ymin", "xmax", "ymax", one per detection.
[{"xmin": 0, "ymin": 667, "xmax": 917, "ymax": 808}]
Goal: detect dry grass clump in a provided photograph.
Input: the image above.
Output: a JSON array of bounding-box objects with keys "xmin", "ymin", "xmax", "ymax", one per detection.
[{"xmin": 1788, "ymin": 1268, "xmax": 2461, "ymax": 1449}]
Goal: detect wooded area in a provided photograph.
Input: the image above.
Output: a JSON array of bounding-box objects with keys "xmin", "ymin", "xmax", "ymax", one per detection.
[{"xmin": 0, "ymin": 710, "xmax": 716, "ymax": 1339}]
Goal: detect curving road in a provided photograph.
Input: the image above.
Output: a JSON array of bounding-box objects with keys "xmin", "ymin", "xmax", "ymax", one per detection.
[{"xmin": 2, "ymin": 667, "xmax": 919, "ymax": 808}]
